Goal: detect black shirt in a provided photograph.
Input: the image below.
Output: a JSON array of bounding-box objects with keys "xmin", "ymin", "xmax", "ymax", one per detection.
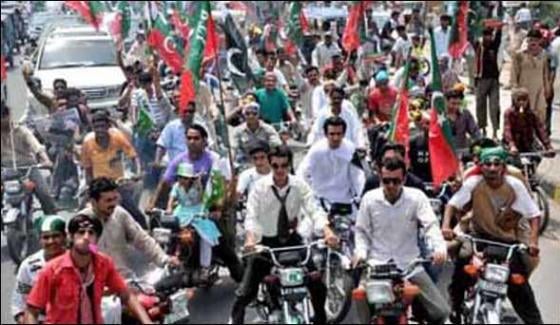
[
  {"xmin": 409, "ymin": 131, "xmax": 432, "ymax": 183},
  {"xmin": 475, "ymin": 29, "xmax": 502, "ymax": 79}
]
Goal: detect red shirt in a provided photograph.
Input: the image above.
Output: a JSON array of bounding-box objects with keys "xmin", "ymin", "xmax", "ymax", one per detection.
[
  {"xmin": 368, "ymin": 86, "xmax": 398, "ymax": 122},
  {"xmin": 27, "ymin": 250, "xmax": 127, "ymax": 324}
]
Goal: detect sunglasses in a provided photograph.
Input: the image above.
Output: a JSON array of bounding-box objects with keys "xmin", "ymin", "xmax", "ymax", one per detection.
[
  {"xmin": 187, "ymin": 136, "xmax": 202, "ymax": 141},
  {"xmin": 244, "ymin": 111, "xmax": 258, "ymax": 116},
  {"xmin": 271, "ymin": 163, "xmax": 290, "ymax": 170},
  {"xmin": 183, "ymin": 109, "xmax": 196, "ymax": 114},
  {"xmin": 382, "ymin": 177, "xmax": 403, "ymax": 185}
]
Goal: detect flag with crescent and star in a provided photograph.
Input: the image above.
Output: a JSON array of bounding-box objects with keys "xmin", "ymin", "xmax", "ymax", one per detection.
[
  {"xmin": 147, "ymin": 11, "xmax": 184, "ymax": 74},
  {"xmin": 428, "ymin": 28, "xmax": 460, "ymax": 186}
]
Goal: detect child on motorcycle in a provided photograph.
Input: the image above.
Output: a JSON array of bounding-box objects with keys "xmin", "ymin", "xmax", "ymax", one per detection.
[{"xmin": 167, "ymin": 162, "xmax": 221, "ymax": 283}]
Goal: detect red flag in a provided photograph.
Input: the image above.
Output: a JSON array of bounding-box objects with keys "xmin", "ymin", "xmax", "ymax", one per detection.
[
  {"xmin": 342, "ymin": 2, "xmax": 365, "ymax": 53},
  {"xmin": 202, "ymin": 10, "xmax": 219, "ymax": 62},
  {"xmin": 148, "ymin": 13, "xmax": 184, "ymax": 74},
  {"xmin": 448, "ymin": 1, "xmax": 469, "ymax": 59},
  {"xmin": 170, "ymin": 11, "xmax": 190, "ymax": 44},
  {"xmin": 179, "ymin": 71, "xmax": 196, "ymax": 111},
  {"xmin": 64, "ymin": 1, "xmax": 104, "ymax": 31},
  {"xmin": 1, "ymin": 56, "xmax": 7, "ymax": 81},
  {"xmin": 429, "ymin": 28, "xmax": 460, "ymax": 185},
  {"xmin": 388, "ymin": 52, "xmax": 411, "ymax": 162}
]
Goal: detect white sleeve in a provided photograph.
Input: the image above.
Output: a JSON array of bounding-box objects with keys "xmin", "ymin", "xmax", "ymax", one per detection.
[
  {"xmin": 244, "ymin": 181, "xmax": 263, "ymax": 242},
  {"xmin": 508, "ymin": 176, "xmax": 541, "ymax": 219},
  {"xmin": 448, "ymin": 176, "xmax": 481, "ymax": 209},
  {"xmin": 236, "ymin": 171, "xmax": 251, "ymax": 195},
  {"xmin": 416, "ymin": 191, "xmax": 447, "ymax": 255},
  {"xmin": 295, "ymin": 151, "xmax": 313, "ymax": 186},
  {"xmin": 350, "ymin": 163, "xmax": 366, "ymax": 199},
  {"xmin": 354, "ymin": 194, "xmax": 372, "ymax": 260},
  {"xmin": 11, "ymin": 260, "xmax": 33, "ymax": 318}
]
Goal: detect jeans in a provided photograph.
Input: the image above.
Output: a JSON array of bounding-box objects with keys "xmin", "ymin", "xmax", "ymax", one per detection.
[
  {"xmin": 476, "ymin": 78, "xmax": 500, "ymax": 132},
  {"xmin": 133, "ymin": 133, "xmax": 159, "ymax": 190},
  {"xmin": 449, "ymin": 248, "xmax": 543, "ymax": 324},
  {"xmin": 213, "ymin": 219, "xmax": 244, "ymax": 283},
  {"xmin": 356, "ymin": 269, "xmax": 450, "ymax": 324},
  {"xmin": 29, "ymin": 168, "xmax": 57, "ymax": 215},
  {"xmin": 230, "ymin": 234, "xmax": 327, "ymax": 324}
]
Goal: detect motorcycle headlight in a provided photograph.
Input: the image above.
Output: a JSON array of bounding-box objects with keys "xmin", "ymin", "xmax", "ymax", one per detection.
[
  {"xmin": 365, "ymin": 280, "xmax": 395, "ymax": 304},
  {"xmin": 4, "ymin": 181, "xmax": 23, "ymax": 194},
  {"xmin": 278, "ymin": 268, "xmax": 305, "ymax": 287},
  {"xmin": 484, "ymin": 264, "xmax": 510, "ymax": 283}
]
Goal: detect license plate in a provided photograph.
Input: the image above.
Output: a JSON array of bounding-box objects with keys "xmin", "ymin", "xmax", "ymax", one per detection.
[
  {"xmin": 164, "ymin": 290, "xmax": 189, "ymax": 324},
  {"xmin": 478, "ymin": 280, "xmax": 507, "ymax": 295}
]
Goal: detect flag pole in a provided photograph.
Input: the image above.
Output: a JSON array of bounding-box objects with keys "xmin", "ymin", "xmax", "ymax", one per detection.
[{"xmin": 213, "ymin": 47, "xmax": 235, "ymax": 178}]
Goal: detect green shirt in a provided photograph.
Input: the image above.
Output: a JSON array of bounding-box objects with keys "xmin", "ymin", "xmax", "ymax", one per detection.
[{"xmin": 255, "ymin": 88, "xmax": 289, "ymax": 125}]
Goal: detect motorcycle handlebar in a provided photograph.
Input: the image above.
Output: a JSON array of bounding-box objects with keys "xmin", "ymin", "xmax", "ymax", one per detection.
[{"xmin": 243, "ymin": 239, "xmax": 326, "ymax": 268}]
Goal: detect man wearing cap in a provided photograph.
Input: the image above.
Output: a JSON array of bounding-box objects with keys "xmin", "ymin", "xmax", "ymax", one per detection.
[
  {"xmin": 232, "ymin": 103, "xmax": 282, "ymax": 164},
  {"xmin": 311, "ymin": 30, "xmax": 342, "ymax": 69},
  {"xmin": 367, "ymin": 70, "xmax": 398, "ymax": 125},
  {"xmin": 11, "ymin": 215, "xmax": 66, "ymax": 324},
  {"xmin": 442, "ymin": 147, "xmax": 543, "ymax": 324},
  {"xmin": 25, "ymin": 214, "xmax": 153, "ymax": 324}
]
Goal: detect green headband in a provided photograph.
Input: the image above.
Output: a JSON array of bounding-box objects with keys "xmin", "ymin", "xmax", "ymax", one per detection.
[{"xmin": 480, "ymin": 147, "xmax": 508, "ymax": 163}]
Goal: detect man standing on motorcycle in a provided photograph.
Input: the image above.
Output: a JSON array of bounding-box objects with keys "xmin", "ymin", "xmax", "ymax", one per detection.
[
  {"xmin": 25, "ymin": 214, "xmax": 153, "ymax": 324},
  {"xmin": 297, "ymin": 117, "xmax": 365, "ymax": 218},
  {"xmin": 11, "ymin": 215, "xmax": 66, "ymax": 324},
  {"xmin": 81, "ymin": 110, "xmax": 147, "ymax": 229},
  {"xmin": 230, "ymin": 146, "xmax": 339, "ymax": 324},
  {"xmin": 442, "ymin": 147, "xmax": 543, "ymax": 324},
  {"xmin": 354, "ymin": 157, "xmax": 450, "ymax": 324},
  {"xmin": 1, "ymin": 103, "xmax": 57, "ymax": 215}
]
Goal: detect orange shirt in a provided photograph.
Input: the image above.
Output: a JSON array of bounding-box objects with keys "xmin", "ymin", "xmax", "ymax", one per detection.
[
  {"xmin": 81, "ymin": 128, "xmax": 137, "ymax": 180},
  {"xmin": 26, "ymin": 251, "xmax": 127, "ymax": 324}
]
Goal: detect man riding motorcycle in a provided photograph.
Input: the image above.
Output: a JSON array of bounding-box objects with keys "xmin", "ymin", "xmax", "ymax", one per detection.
[
  {"xmin": 442, "ymin": 147, "xmax": 543, "ymax": 324},
  {"xmin": 230, "ymin": 146, "xmax": 339, "ymax": 324}
]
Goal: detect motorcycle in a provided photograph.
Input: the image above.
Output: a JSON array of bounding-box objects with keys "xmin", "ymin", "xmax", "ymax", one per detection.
[
  {"xmin": 123, "ymin": 265, "xmax": 191, "ymax": 324},
  {"xmin": 246, "ymin": 240, "xmax": 326, "ymax": 324},
  {"xmin": 316, "ymin": 200, "xmax": 355, "ymax": 324},
  {"xmin": 352, "ymin": 258, "xmax": 429, "ymax": 324},
  {"xmin": 148, "ymin": 208, "xmax": 223, "ymax": 289},
  {"xmin": 1, "ymin": 164, "xmax": 47, "ymax": 265},
  {"xmin": 456, "ymin": 234, "xmax": 528, "ymax": 324}
]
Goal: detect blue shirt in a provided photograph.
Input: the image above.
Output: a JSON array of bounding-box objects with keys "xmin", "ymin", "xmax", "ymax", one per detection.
[{"xmin": 156, "ymin": 119, "xmax": 187, "ymax": 161}]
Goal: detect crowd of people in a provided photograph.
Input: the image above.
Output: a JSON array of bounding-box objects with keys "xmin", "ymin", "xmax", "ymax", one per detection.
[{"xmin": 1, "ymin": 1, "xmax": 559, "ymax": 324}]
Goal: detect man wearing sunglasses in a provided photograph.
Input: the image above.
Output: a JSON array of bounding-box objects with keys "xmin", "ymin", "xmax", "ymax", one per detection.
[
  {"xmin": 230, "ymin": 146, "xmax": 339, "ymax": 324},
  {"xmin": 354, "ymin": 157, "xmax": 450, "ymax": 324},
  {"xmin": 442, "ymin": 147, "xmax": 543, "ymax": 324},
  {"xmin": 236, "ymin": 140, "xmax": 272, "ymax": 198},
  {"xmin": 232, "ymin": 103, "xmax": 282, "ymax": 165},
  {"xmin": 297, "ymin": 116, "xmax": 365, "ymax": 219}
]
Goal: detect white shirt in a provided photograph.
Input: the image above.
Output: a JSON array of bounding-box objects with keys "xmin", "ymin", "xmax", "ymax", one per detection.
[
  {"xmin": 297, "ymin": 138, "xmax": 365, "ymax": 204},
  {"xmin": 392, "ymin": 36, "xmax": 412, "ymax": 59},
  {"xmin": 12, "ymin": 250, "xmax": 47, "ymax": 319},
  {"xmin": 514, "ymin": 8, "xmax": 532, "ymax": 23},
  {"xmin": 236, "ymin": 167, "xmax": 270, "ymax": 196},
  {"xmin": 434, "ymin": 25, "xmax": 451, "ymax": 58},
  {"xmin": 448, "ymin": 175, "xmax": 540, "ymax": 219},
  {"xmin": 245, "ymin": 174, "xmax": 328, "ymax": 242},
  {"xmin": 312, "ymin": 41, "xmax": 342, "ymax": 68},
  {"xmin": 355, "ymin": 187, "xmax": 446, "ymax": 269},
  {"xmin": 307, "ymin": 105, "xmax": 367, "ymax": 149}
]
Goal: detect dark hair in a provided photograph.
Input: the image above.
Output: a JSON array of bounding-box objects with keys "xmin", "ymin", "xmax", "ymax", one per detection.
[
  {"xmin": 53, "ymin": 78, "xmax": 67, "ymax": 88},
  {"xmin": 268, "ymin": 145, "xmax": 293, "ymax": 164},
  {"xmin": 186, "ymin": 124, "xmax": 209, "ymax": 139},
  {"xmin": 445, "ymin": 89, "xmax": 465, "ymax": 100},
  {"xmin": 396, "ymin": 25, "xmax": 406, "ymax": 32},
  {"xmin": 305, "ymin": 66, "xmax": 319, "ymax": 75},
  {"xmin": 248, "ymin": 140, "xmax": 270, "ymax": 156},
  {"xmin": 381, "ymin": 142, "xmax": 406, "ymax": 160},
  {"xmin": 323, "ymin": 116, "xmax": 347, "ymax": 135},
  {"xmin": 483, "ymin": 28, "xmax": 494, "ymax": 36},
  {"xmin": 68, "ymin": 214, "xmax": 103, "ymax": 237},
  {"xmin": 330, "ymin": 86, "xmax": 345, "ymax": 98},
  {"xmin": 88, "ymin": 177, "xmax": 118, "ymax": 201},
  {"xmin": 91, "ymin": 110, "xmax": 110, "ymax": 123},
  {"xmin": 440, "ymin": 14, "xmax": 451, "ymax": 21},
  {"xmin": 381, "ymin": 157, "xmax": 407, "ymax": 175},
  {"xmin": 527, "ymin": 29, "xmax": 542, "ymax": 39},
  {"xmin": 138, "ymin": 71, "xmax": 153, "ymax": 84},
  {"xmin": 391, "ymin": 11, "xmax": 400, "ymax": 17}
]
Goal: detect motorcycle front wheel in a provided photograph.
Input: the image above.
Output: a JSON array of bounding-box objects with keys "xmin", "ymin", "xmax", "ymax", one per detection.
[{"xmin": 324, "ymin": 254, "xmax": 354, "ymax": 324}]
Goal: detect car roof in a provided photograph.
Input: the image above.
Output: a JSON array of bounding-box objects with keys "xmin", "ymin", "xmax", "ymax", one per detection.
[{"xmin": 48, "ymin": 25, "xmax": 112, "ymax": 40}]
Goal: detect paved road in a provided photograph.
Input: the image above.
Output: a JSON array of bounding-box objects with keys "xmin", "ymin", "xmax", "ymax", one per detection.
[{"xmin": 2, "ymin": 64, "xmax": 560, "ymax": 324}]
